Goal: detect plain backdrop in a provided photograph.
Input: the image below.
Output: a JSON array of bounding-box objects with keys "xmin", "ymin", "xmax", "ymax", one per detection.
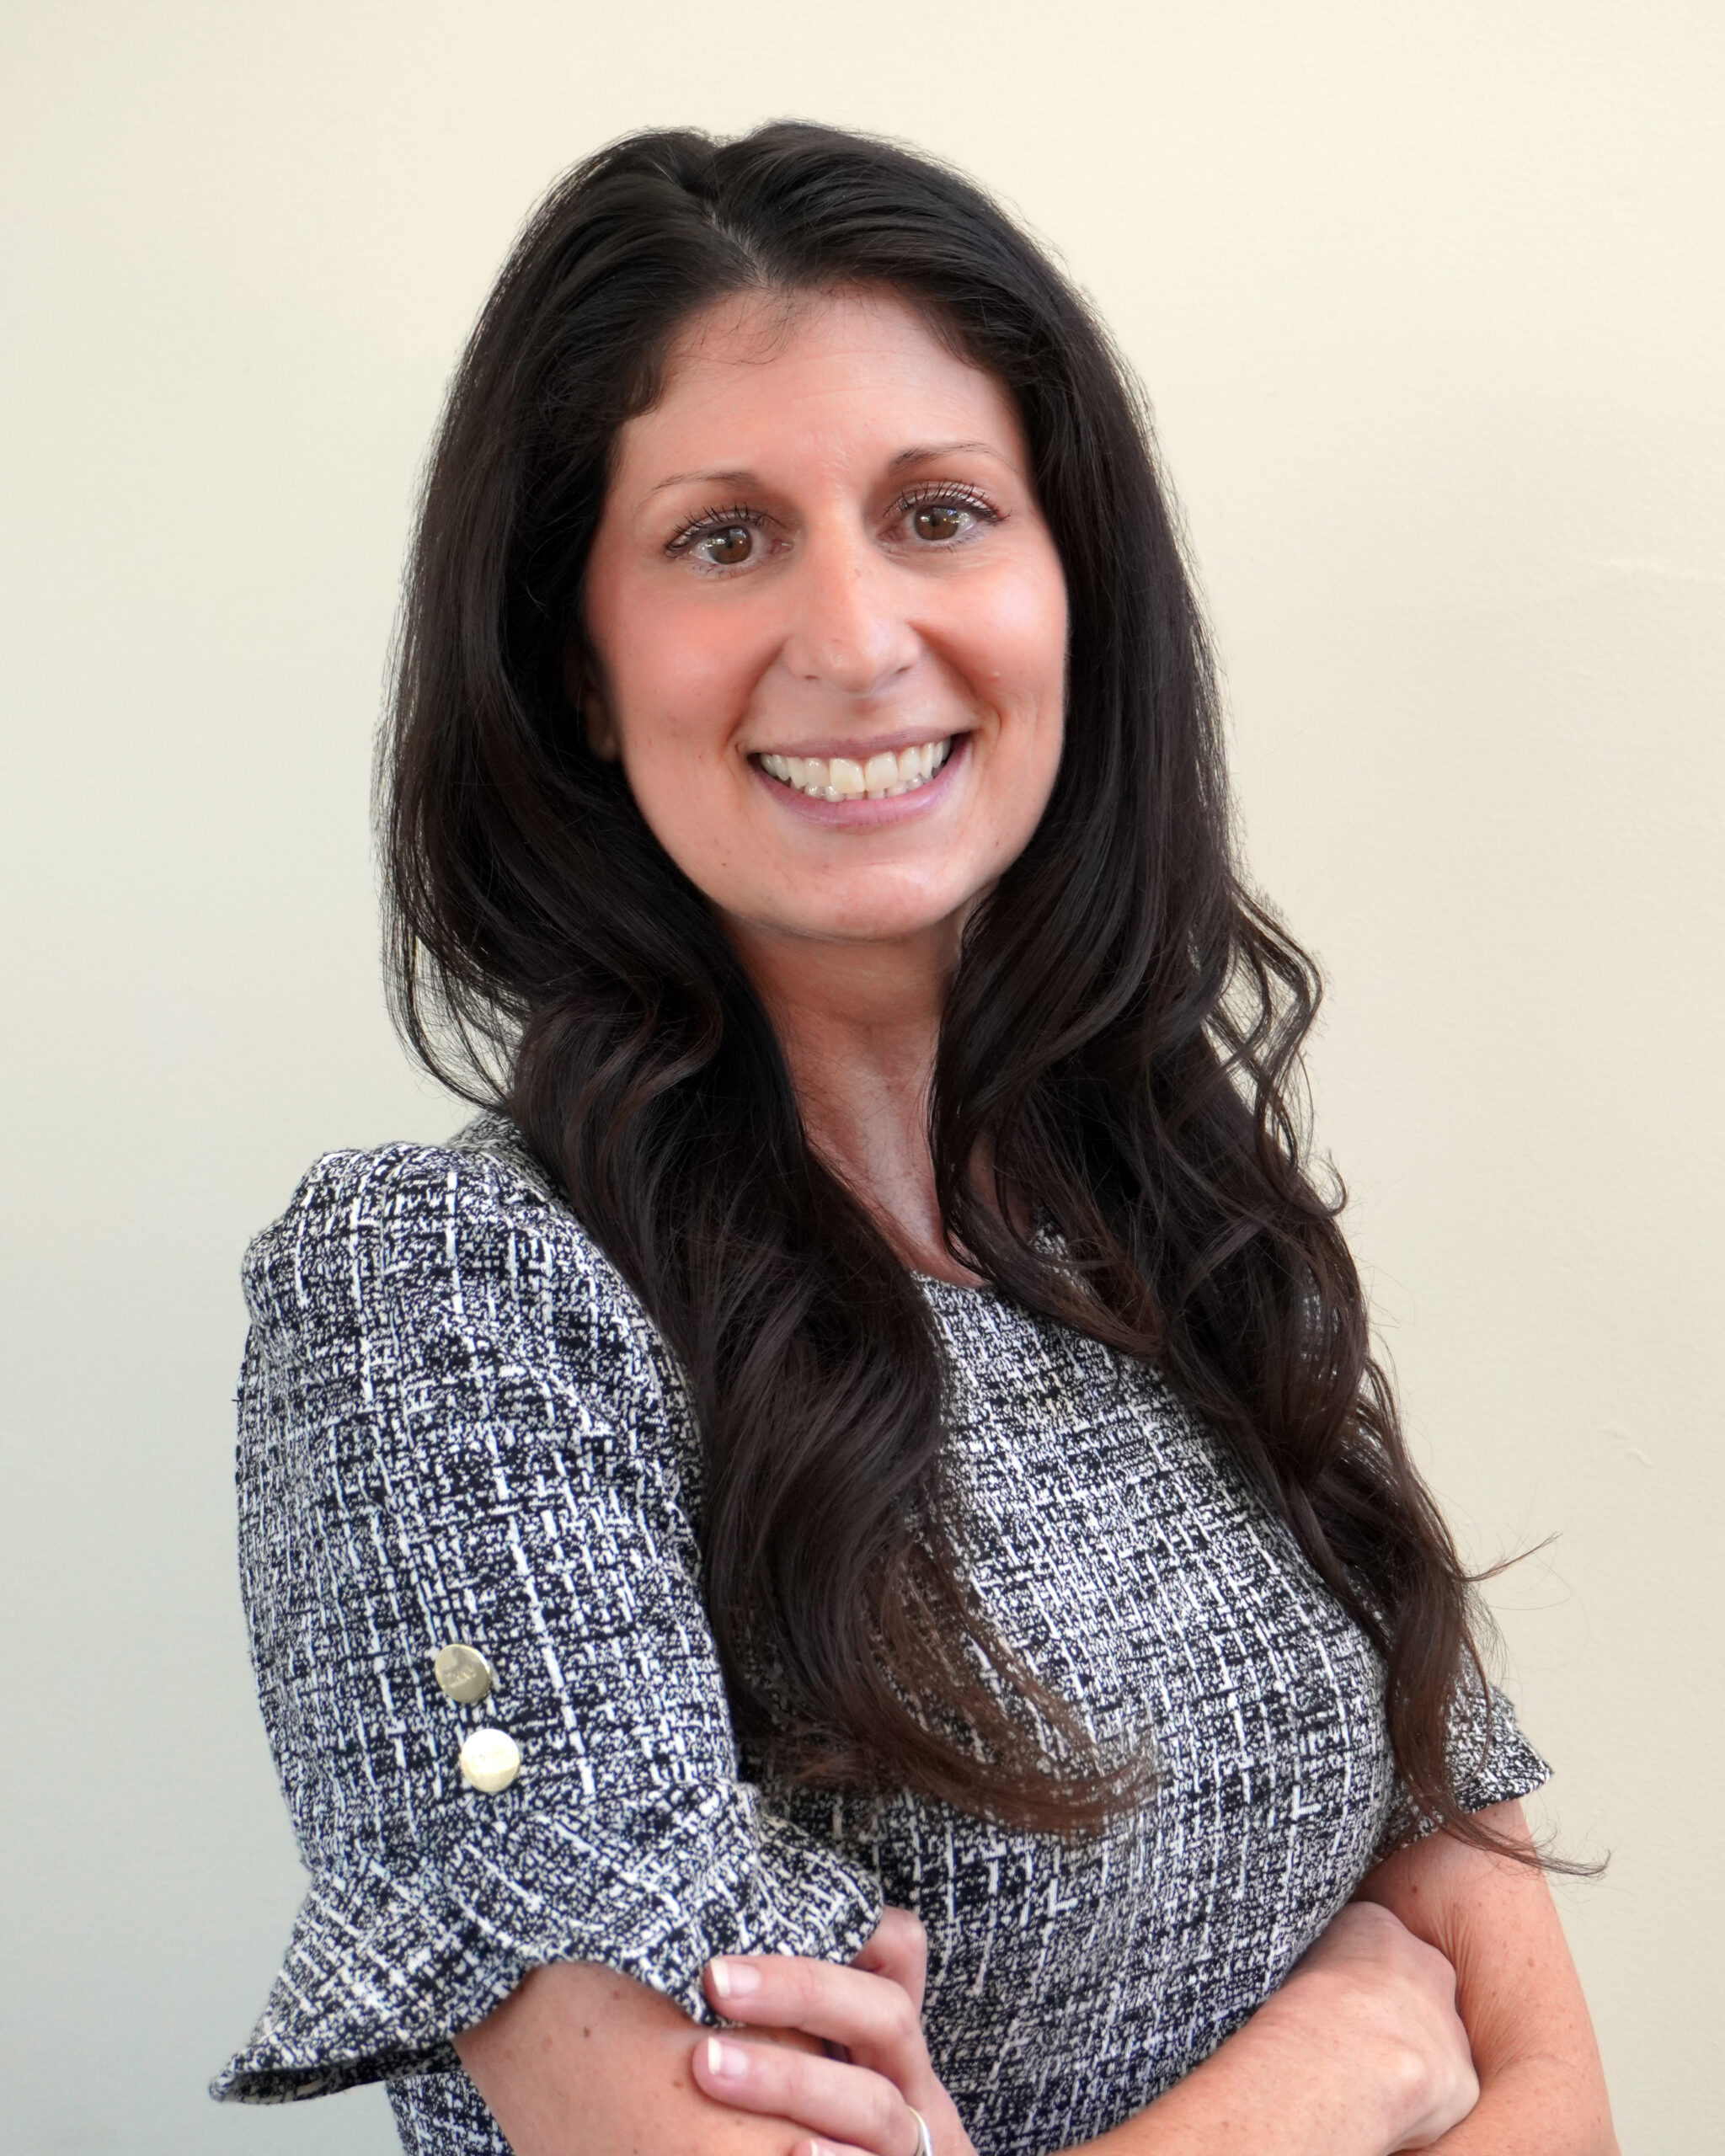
[{"xmin": 3, "ymin": 3, "xmax": 1720, "ymax": 2150}]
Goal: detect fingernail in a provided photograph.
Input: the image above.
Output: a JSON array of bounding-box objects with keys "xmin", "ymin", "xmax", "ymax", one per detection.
[
  {"xmin": 705, "ymin": 2036, "xmax": 747, "ymax": 2080},
  {"xmin": 708, "ymin": 1956, "xmax": 761, "ymax": 1999}
]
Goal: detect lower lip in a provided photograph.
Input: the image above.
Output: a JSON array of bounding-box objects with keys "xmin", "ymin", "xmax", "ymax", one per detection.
[{"xmin": 752, "ymin": 735, "xmax": 969, "ymax": 828}]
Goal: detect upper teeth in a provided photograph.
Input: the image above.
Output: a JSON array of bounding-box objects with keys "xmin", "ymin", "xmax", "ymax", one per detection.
[{"xmin": 758, "ymin": 739, "xmax": 952, "ymax": 800}]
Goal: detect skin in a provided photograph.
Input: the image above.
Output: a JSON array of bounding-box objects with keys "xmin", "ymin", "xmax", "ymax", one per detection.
[
  {"xmin": 577, "ymin": 284, "xmax": 1067, "ymax": 1278},
  {"xmin": 456, "ymin": 288, "xmax": 1617, "ymax": 2152}
]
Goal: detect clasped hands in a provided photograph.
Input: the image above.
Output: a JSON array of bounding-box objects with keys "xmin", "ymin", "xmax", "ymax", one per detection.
[{"xmin": 690, "ymin": 1901, "xmax": 1479, "ymax": 2156}]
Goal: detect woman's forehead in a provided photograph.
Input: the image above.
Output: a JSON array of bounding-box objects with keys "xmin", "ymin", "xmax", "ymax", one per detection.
[{"xmin": 619, "ymin": 286, "xmax": 1023, "ymax": 484}]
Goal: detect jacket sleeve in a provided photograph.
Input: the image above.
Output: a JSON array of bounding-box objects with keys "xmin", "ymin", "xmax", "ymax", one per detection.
[
  {"xmin": 212, "ymin": 1140, "xmax": 882, "ymax": 2105},
  {"xmin": 1374, "ymin": 1663, "xmax": 1551, "ymax": 1861}
]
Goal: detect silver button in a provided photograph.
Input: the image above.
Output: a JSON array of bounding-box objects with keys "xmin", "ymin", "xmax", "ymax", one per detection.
[
  {"xmin": 433, "ymin": 1642, "xmax": 494, "ymax": 1704},
  {"xmin": 458, "ymin": 1726, "xmax": 521, "ymax": 1794}
]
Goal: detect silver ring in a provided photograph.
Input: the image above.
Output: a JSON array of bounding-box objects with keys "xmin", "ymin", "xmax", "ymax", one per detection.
[{"xmin": 906, "ymin": 2107, "xmax": 935, "ymax": 2156}]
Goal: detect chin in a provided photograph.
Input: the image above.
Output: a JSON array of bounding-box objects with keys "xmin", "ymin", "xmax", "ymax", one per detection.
[{"xmin": 788, "ymin": 894, "xmax": 975, "ymax": 946}]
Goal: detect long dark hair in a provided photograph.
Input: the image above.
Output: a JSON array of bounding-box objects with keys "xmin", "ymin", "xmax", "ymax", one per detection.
[{"xmin": 386, "ymin": 120, "xmax": 1498, "ymax": 1843}]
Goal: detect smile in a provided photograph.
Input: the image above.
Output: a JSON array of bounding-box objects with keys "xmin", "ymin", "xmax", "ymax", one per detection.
[{"xmin": 756, "ymin": 738, "xmax": 953, "ymax": 802}]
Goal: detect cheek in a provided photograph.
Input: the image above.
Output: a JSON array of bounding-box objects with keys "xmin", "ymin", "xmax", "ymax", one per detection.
[
  {"xmin": 587, "ymin": 549, "xmax": 764, "ymax": 766},
  {"xmin": 969, "ymin": 557, "xmax": 1067, "ymax": 707},
  {"xmin": 966, "ymin": 570, "xmax": 1068, "ymax": 803},
  {"xmin": 591, "ymin": 592, "xmax": 770, "ymax": 894},
  {"xmin": 617, "ymin": 607, "xmax": 750, "ymax": 755},
  {"xmin": 977, "ymin": 564, "xmax": 1067, "ymax": 846}
]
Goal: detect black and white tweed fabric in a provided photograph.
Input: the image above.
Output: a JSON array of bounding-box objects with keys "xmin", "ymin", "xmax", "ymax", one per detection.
[{"xmin": 212, "ymin": 1118, "xmax": 1548, "ymax": 2154}]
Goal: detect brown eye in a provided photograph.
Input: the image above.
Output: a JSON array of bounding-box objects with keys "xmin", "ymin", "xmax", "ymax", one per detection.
[
  {"xmin": 911, "ymin": 502, "xmax": 967, "ymax": 542},
  {"xmin": 701, "ymin": 524, "xmax": 754, "ymax": 566}
]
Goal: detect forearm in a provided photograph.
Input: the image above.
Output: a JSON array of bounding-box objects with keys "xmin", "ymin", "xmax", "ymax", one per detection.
[
  {"xmin": 1079, "ymin": 2025, "xmax": 1616, "ymax": 2156},
  {"xmin": 1074, "ymin": 1993, "xmax": 1413, "ymax": 2156},
  {"xmin": 1424, "ymin": 2056, "xmax": 1618, "ymax": 2155},
  {"xmin": 454, "ymin": 1961, "xmax": 814, "ymax": 2156},
  {"xmin": 1359, "ymin": 1803, "xmax": 1617, "ymax": 2156}
]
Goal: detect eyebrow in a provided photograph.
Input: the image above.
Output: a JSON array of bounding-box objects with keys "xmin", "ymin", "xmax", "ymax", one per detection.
[
  {"xmin": 889, "ymin": 440, "xmax": 1001, "ymax": 469},
  {"xmin": 646, "ymin": 466, "xmax": 758, "ymax": 497},
  {"xmin": 644, "ymin": 440, "xmax": 1007, "ymax": 497}
]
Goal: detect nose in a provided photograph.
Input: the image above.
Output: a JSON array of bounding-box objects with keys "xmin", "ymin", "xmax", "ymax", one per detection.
[{"xmin": 779, "ymin": 526, "xmax": 920, "ymax": 697}]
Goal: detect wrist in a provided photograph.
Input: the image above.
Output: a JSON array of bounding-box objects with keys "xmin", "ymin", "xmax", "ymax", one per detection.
[{"xmin": 1252, "ymin": 1966, "xmax": 1428, "ymax": 2154}]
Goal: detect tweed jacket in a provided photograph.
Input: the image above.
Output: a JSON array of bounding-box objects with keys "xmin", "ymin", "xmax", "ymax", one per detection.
[{"xmin": 213, "ymin": 1118, "xmax": 1549, "ymax": 2154}]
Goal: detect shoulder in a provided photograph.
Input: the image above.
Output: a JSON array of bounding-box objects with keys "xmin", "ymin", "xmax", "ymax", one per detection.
[
  {"xmin": 248, "ymin": 1112, "xmax": 587, "ymax": 1289},
  {"xmin": 241, "ymin": 1114, "xmax": 669, "ymax": 1408}
]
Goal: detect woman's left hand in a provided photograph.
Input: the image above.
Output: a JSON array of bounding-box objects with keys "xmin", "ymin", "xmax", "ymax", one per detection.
[{"xmin": 694, "ymin": 1908, "xmax": 977, "ymax": 2156}]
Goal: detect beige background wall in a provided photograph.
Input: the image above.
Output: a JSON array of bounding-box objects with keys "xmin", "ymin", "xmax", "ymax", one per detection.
[{"xmin": 3, "ymin": 3, "xmax": 1719, "ymax": 2149}]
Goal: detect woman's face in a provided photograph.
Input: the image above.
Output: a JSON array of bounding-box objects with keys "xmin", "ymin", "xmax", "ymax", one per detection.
[{"xmin": 579, "ymin": 286, "xmax": 1068, "ymax": 958}]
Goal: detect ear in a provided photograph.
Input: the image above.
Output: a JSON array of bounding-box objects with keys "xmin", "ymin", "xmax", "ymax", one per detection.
[{"xmin": 564, "ymin": 643, "xmax": 619, "ymax": 761}]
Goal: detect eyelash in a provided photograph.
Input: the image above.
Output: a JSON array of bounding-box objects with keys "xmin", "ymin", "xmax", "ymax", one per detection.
[
  {"xmin": 666, "ymin": 502, "xmax": 761, "ymax": 558},
  {"xmin": 665, "ymin": 483, "xmax": 1003, "ymax": 568}
]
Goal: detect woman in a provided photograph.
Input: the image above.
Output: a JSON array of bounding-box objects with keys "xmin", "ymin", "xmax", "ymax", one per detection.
[{"xmin": 213, "ymin": 124, "xmax": 1615, "ymax": 2153}]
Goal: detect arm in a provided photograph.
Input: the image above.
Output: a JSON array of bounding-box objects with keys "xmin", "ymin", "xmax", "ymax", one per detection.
[
  {"xmin": 456, "ymin": 1901, "xmax": 1477, "ymax": 2156},
  {"xmin": 617, "ymin": 1809, "xmax": 1612, "ymax": 2156},
  {"xmin": 1078, "ymin": 1907, "xmax": 1471, "ymax": 2156},
  {"xmin": 455, "ymin": 1961, "xmax": 830, "ymax": 2156},
  {"xmin": 215, "ymin": 1143, "xmax": 882, "ymax": 2109},
  {"xmin": 1087, "ymin": 1801, "xmax": 1616, "ymax": 2155},
  {"xmin": 1356, "ymin": 1801, "xmax": 1617, "ymax": 2154}
]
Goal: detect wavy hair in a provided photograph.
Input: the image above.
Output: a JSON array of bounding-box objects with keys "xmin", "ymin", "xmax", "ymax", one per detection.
[{"xmin": 385, "ymin": 120, "xmax": 1499, "ymax": 1842}]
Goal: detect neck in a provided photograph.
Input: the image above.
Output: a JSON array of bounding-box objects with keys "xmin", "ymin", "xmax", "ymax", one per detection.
[{"xmin": 724, "ymin": 913, "xmax": 978, "ymax": 1284}]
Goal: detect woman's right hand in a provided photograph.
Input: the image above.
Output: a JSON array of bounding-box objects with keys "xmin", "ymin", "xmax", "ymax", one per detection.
[{"xmin": 1263, "ymin": 1901, "xmax": 1480, "ymax": 2151}]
